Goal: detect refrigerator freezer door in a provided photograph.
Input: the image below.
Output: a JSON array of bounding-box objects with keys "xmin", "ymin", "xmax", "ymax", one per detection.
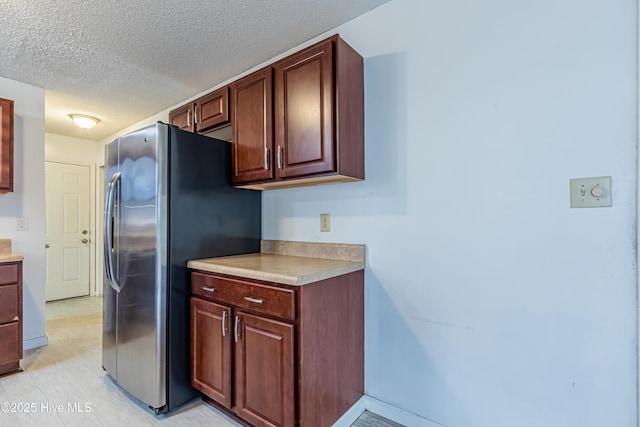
[
  {"xmin": 103, "ymin": 124, "xmax": 169, "ymax": 411},
  {"xmin": 102, "ymin": 139, "xmax": 121, "ymax": 383}
]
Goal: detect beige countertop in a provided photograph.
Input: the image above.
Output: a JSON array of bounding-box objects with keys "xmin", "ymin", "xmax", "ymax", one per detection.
[
  {"xmin": 0, "ymin": 239, "xmax": 23, "ymax": 262},
  {"xmin": 188, "ymin": 240, "xmax": 366, "ymax": 286}
]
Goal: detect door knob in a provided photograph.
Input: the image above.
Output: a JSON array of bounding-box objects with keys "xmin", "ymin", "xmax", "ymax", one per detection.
[
  {"xmin": 82, "ymin": 239, "xmax": 88, "ymax": 244},
  {"xmin": 82, "ymin": 230, "xmax": 88, "ymax": 235},
  {"xmin": 45, "ymin": 244, "xmax": 50, "ymax": 248}
]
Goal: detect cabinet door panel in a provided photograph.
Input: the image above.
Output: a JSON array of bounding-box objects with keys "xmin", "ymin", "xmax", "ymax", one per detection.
[
  {"xmin": 190, "ymin": 297, "xmax": 232, "ymax": 407},
  {"xmin": 195, "ymin": 87, "xmax": 229, "ymax": 132},
  {"xmin": 0, "ymin": 98, "xmax": 14, "ymax": 193},
  {"xmin": 169, "ymin": 103, "xmax": 194, "ymax": 132},
  {"xmin": 234, "ymin": 311, "xmax": 294, "ymax": 427},
  {"xmin": 0, "ymin": 263, "xmax": 18, "ymax": 285},
  {"xmin": 0, "ymin": 285, "xmax": 18, "ymax": 324},
  {"xmin": 274, "ymin": 40, "xmax": 334, "ymax": 179},
  {"xmin": 231, "ymin": 67, "xmax": 274, "ymax": 184},
  {"xmin": 0, "ymin": 322, "xmax": 20, "ymax": 362}
]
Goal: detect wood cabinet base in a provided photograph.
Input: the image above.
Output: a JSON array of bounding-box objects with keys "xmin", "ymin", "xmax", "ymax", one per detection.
[
  {"xmin": 0, "ymin": 360, "xmax": 22, "ymax": 377},
  {"xmin": 202, "ymin": 396, "xmax": 253, "ymax": 427},
  {"xmin": 190, "ymin": 269, "xmax": 364, "ymax": 427},
  {"xmin": 0, "ymin": 261, "xmax": 23, "ymax": 378}
]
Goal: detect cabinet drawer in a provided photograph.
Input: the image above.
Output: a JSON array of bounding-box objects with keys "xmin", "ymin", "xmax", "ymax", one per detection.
[
  {"xmin": 0, "ymin": 284, "xmax": 18, "ymax": 324},
  {"xmin": 0, "ymin": 322, "xmax": 20, "ymax": 362},
  {"xmin": 192, "ymin": 272, "xmax": 295, "ymax": 321},
  {"xmin": 0, "ymin": 263, "xmax": 18, "ymax": 285}
]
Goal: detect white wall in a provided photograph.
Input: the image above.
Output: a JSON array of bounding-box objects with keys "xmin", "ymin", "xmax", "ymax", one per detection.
[
  {"xmin": 45, "ymin": 132, "xmax": 101, "ymax": 164},
  {"xmin": 98, "ymin": 0, "xmax": 638, "ymax": 425},
  {"xmin": 262, "ymin": 0, "xmax": 637, "ymax": 426},
  {"xmin": 0, "ymin": 77, "xmax": 47, "ymax": 349}
]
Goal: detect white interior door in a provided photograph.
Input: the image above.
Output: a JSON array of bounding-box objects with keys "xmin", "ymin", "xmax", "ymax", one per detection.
[{"xmin": 45, "ymin": 162, "xmax": 91, "ymax": 301}]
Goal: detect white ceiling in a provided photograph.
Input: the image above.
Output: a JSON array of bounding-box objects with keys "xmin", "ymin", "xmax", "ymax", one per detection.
[{"xmin": 0, "ymin": 0, "xmax": 388, "ymax": 141}]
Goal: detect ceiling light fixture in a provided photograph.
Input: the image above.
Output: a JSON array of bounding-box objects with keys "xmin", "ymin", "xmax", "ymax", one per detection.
[{"xmin": 70, "ymin": 114, "xmax": 99, "ymax": 129}]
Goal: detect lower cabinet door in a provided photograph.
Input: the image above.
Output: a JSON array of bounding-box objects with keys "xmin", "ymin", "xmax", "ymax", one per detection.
[
  {"xmin": 0, "ymin": 321, "xmax": 20, "ymax": 362},
  {"xmin": 233, "ymin": 311, "xmax": 295, "ymax": 427},
  {"xmin": 190, "ymin": 297, "xmax": 232, "ymax": 407}
]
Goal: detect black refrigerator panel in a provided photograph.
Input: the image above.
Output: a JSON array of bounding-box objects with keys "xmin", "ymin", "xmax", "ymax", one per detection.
[{"xmin": 167, "ymin": 125, "xmax": 261, "ymax": 411}]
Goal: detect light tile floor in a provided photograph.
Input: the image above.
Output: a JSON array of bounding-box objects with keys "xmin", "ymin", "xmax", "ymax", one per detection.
[{"xmin": 0, "ymin": 296, "xmax": 400, "ymax": 427}]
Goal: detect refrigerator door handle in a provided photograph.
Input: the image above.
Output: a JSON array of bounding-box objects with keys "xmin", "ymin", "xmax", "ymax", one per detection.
[{"xmin": 104, "ymin": 172, "xmax": 123, "ymax": 293}]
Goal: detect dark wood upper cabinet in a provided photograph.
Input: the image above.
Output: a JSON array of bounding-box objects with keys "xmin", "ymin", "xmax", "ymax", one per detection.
[
  {"xmin": 230, "ymin": 67, "xmax": 274, "ymax": 184},
  {"xmin": 274, "ymin": 39, "xmax": 335, "ymax": 179},
  {"xmin": 169, "ymin": 103, "xmax": 193, "ymax": 132},
  {"xmin": 232, "ymin": 35, "xmax": 364, "ymax": 190},
  {"xmin": 169, "ymin": 86, "xmax": 230, "ymax": 134},
  {"xmin": 196, "ymin": 87, "xmax": 229, "ymax": 131},
  {"xmin": 0, "ymin": 98, "xmax": 14, "ymax": 194}
]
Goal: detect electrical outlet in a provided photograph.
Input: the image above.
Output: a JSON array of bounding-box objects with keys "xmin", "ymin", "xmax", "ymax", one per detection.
[
  {"xmin": 320, "ymin": 213, "xmax": 330, "ymax": 232},
  {"xmin": 16, "ymin": 217, "xmax": 28, "ymax": 231}
]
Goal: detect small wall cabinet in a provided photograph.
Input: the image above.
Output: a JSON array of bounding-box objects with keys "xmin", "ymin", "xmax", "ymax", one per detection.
[
  {"xmin": 0, "ymin": 261, "xmax": 23, "ymax": 376},
  {"xmin": 190, "ymin": 268, "xmax": 364, "ymax": 427},
  {"xmin": 169, "ymin": 86, "xmax": 230, "ymax": 134},
  {"xmin": 232, "ymin": 35, "xmax": 364, "ymax": 190},
  {"xmin": 0, "ymin": 97, "xmax": 14, "ymax": 194}
]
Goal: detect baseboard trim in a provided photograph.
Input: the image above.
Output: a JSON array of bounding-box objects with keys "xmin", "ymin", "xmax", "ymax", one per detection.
[
  {"xmin": 23, "ymin": 336, "xmax": 48, "ymax": 350},
  {"xmin": 333, "ymin": 395, "xmax": 443, "ymax": 427},
  {"xmin": 332, "ymin": 396, "xmax": 367, "ymax": 426},
  {"xmin": 365, "ymin": 396, "xmax": 443, "ymax": 427}
]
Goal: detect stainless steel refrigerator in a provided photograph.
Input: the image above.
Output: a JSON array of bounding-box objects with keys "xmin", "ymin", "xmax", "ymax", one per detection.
[{"xmin": 102, "ymin": 123, "xmax": 261, "ymax": 414}]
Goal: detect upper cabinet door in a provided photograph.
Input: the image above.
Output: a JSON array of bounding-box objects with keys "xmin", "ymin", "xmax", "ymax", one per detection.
[
  {"xmin": 169, "ymin": 103, "xmax": 194, "ymax": 132},
  {"xmin": 230, "ymin": 67, "xmax": 274, "ymax": 185},
  {"xmin": 274, "ymin": 39, "xmax": 334, "ymax": 179},
  {"xmin": 0, "ymin": 98, "xmax": 14, "ymax": 194},
  {"xmin": 195, "ymin": 87, "xmax": 229, "ymax": 132}
]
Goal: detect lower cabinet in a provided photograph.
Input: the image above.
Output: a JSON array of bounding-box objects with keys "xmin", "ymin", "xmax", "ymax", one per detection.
[
  {"xmin": 191, "ymin": 298, "xmax": 232, "ymax": 407},
  {"xmin": 234, "ymin": 311, "xmax": 294, "ymax": 427},
  {"xmin": 0, "ymin": 261, "xmax": 22, "ymax": 376},
  {"xmin": 190, "ymin": 269, "xmax": 363, "ymax": 427}
]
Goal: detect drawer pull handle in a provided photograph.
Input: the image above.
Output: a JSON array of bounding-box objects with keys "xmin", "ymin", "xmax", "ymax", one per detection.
[
  {"xmin": 221, "ymin": 310, "xmax": 227, "ymax": 337},
  {"xmin": 244, "ymin": 296, "xmax": 263, "ymax": 304},
  {"xmin": 201, "ymin": 286, "xmax": 215, "ymax": 293}
]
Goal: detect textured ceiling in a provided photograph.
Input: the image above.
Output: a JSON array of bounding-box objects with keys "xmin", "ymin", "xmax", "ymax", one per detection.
[{"xmin": 0, "ymin": 0, "xmax": 387, "ymax": 141}]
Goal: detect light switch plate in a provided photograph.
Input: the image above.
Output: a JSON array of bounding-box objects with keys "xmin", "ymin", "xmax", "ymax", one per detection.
[
  {"xmin": 320, "ymin": 213, "xmax": 330, "ymax": 232},
  {"xmin": 570, "ymin": 176, "xmax": 611, "ymax": 208},
  {"xmin": 16, "ymin": 217, "xmax": 28, "ymax": 231}
]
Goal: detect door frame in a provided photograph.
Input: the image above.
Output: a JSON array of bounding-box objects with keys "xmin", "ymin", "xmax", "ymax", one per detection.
[{"xmin": 44, "ymin": 160, "xmax": 97, "ymax": 297}]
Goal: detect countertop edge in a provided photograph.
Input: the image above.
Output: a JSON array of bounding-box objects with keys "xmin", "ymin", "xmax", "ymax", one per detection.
[
  {"xmin": 0, "ymin": 255, "xmax": 24, "ymax": 263},
  {"xmin": 187, "ymin": 258, "xmax": 365, "ymax": 286}
]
